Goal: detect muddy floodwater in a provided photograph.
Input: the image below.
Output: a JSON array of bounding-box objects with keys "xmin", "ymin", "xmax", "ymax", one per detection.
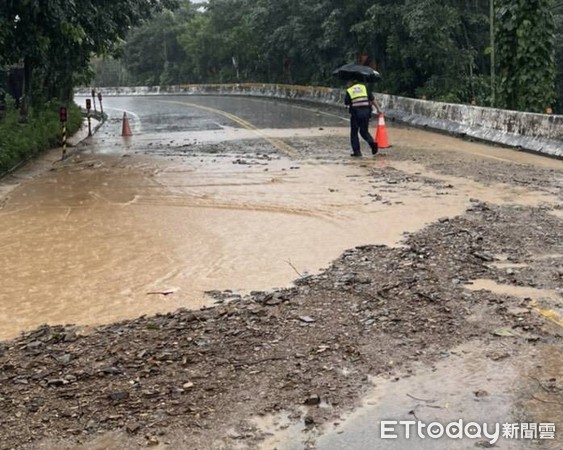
[
  {"xmin": 1, "ymin": 95, "xmax": 561, "ymax": 341},
  {"xmin": 1, "ymin": 95, "xmax": 562, "ymax": 450}
]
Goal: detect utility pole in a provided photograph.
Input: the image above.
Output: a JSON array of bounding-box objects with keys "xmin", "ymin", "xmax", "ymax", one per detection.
[{"xmin": 490, "ymin": 0, "xmax": 496, "ymax": 108}]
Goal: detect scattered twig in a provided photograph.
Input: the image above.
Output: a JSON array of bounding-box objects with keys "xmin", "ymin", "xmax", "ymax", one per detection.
[
  {"xmin": 424, "ymin": 404, "xmax": 445, "ymax": 409},
  {"xmin": 285, "ymin": 259, "xmax": 303, "ymax": 278},
  {"xmin": 146, "ymin": 290, "xmax": 176, "ymax": 296},
  {"xmin": 531, "ymin": 395, "xmax": 563, "ymax": 405},
  {"xmin": 407, "ymin": 393, "xmax": 436, "ymax": 403},
  {"xmin": 529, "ymin": 376, "xmax": 554, "ymax": 393}
]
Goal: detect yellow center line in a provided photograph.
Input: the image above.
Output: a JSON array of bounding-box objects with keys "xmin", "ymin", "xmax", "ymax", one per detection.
[
  {"xmin": 531, "ymin": 300, "xmax": 563, "ymax": 329},
  {"xmin": 158, "ymin": 100, "xmax": 299, "ymax": 158}
]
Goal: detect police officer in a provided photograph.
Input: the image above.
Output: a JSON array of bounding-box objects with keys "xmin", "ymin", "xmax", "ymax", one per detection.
[{"xmin": 345, "ymin": 78, "xmax": 381, "ymax": 157}]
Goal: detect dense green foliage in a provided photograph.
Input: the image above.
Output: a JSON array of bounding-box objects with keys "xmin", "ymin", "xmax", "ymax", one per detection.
[
  {"xmin": 1, "ymin": 0, "xmax": 561, "ymax": 114},
  {"xmin": 496, "ymin": 0, "xmax": 556, "ymax": 111},
  {"xmin": 0, "ymin": 1, "xmax": 176, "ymax": 170},
  {"xmin": 555, "ymin": 2, "xmax": 563, "ymax": 110},
  {"xmin": 0, "ymin": 101, "xmax": 82, "ymax": 174},
  {"xmin": 94, "ymin": 0, "xmax": 561, "ymax": 113},
  {"xmin": 0, "ymin": 0, "xmax": 178, "ymax": 119}
]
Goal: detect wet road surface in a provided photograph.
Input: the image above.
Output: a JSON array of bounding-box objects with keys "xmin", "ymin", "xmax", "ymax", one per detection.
[
  {"xmin": 1, "ymin": 95, "xmax": 561, "ymax": 338},
  {"xmin": 1, "ymin": 95, "xmax": 562, "ymax": 450}
]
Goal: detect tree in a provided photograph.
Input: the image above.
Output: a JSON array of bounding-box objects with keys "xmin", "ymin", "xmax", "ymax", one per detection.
[
  {"xmin": 107, "ymin": 0, "xmax": 560, "ymax": 112},
  {"xmin": 123, "ymin": 3, "xmax": 193, "ymax": 85},
  {"xmin": 0, "ymin": 0, "xmax": 179, "ymax": 120},
  {"xmin": 554, "ymin": 1, "xmax": 563, "ymax": 111},
  {"xmin": 496, "ymin": 0, "xmax": 556, "ymax": 112}
]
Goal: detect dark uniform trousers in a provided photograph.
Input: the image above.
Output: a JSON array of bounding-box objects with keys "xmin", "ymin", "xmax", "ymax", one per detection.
[{"xmin": 350, "ymin": 107, "xmax": 377, "ymax": 155}]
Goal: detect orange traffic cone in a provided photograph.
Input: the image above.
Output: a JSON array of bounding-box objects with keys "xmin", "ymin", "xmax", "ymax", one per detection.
[
  {"xmin": 375, "ymin": 113, "xmax": 390, "ymax": 149},
  {"xmin": 121, "ymin": 112, "xmax": 133, "ymax": 136}
]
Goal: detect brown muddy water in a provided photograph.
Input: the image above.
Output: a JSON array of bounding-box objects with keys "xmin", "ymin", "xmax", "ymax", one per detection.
[
  {"xmin": 0, "ymin": 151, "xmax": 467, "ymax": 340},
  {"xmin": 1, "ymin": 96, "xmax": 562, "ymax": 341},
  {"xmin": 467, "ymin": 279, "xmax": 563, "ymax": 328}
]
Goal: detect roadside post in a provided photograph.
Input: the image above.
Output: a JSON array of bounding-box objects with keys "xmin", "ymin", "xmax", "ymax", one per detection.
[
  {"xmin": 91, "ymin": 89, "xmax": 97, "ymax": 112},
  {"xmin": 59, "ymin": 106, "xmax": 67, "ymax": 160},
  {"xmin": 86, "ymin": 98, "xmax": 92, "ymax": 137},
  {"xmin": 98, "ymin": 92, "xmax": 103, "ymax": 115}
]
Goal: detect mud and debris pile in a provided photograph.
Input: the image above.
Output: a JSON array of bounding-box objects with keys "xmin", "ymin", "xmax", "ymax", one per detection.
[{"xmin": 0, "ymin": 200, "xmax": 561, "ymax": 449}]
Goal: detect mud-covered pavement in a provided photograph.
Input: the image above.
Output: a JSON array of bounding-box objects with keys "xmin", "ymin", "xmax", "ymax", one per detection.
[{"xmin": 0, "ymin": 96, "xmax": 562, "ymax": 449}]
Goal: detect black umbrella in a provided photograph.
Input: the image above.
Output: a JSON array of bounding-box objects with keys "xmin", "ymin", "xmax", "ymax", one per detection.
[{"xmin": 333, "ymin": 63, "xmax": 382, "ymax": 83}]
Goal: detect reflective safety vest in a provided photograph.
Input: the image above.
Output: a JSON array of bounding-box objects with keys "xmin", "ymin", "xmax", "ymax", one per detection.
[{"xmin": 346, "ymin": 84, "xmax": 370, "ymax": 108}]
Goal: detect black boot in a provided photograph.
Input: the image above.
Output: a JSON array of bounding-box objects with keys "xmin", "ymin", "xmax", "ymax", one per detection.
[
  {"xmin": 350, "ymin": 152, "xmax": 362, "ymax": 157},
  {"xmin": 371, "ymin": 144, "xmax": 378, "ymax": 155}
]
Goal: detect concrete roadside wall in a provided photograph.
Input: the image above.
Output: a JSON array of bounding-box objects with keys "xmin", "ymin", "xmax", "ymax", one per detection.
[
  {"xmin": 382, "ymin": 95, "xmax": 562, "ymax": 158},
  {"xmin": 76, "ymin": 84, "xmax": 562, "ymax": 158}
]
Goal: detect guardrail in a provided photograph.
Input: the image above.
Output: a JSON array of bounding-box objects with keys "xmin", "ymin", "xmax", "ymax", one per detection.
[{"xmin": 75, "ymin": 84, "xmax": 563, "ymax": 158}]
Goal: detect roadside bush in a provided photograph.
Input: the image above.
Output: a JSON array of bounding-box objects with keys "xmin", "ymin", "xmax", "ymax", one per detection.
[{"xmin": 0, "ymin": 100, "xmax": 82, "ymax": 175}]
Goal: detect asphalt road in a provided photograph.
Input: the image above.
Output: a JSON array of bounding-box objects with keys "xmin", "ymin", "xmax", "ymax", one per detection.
[{"xmin": 0, "ymin": 95, "xmax": 560, "ymax": 450}]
